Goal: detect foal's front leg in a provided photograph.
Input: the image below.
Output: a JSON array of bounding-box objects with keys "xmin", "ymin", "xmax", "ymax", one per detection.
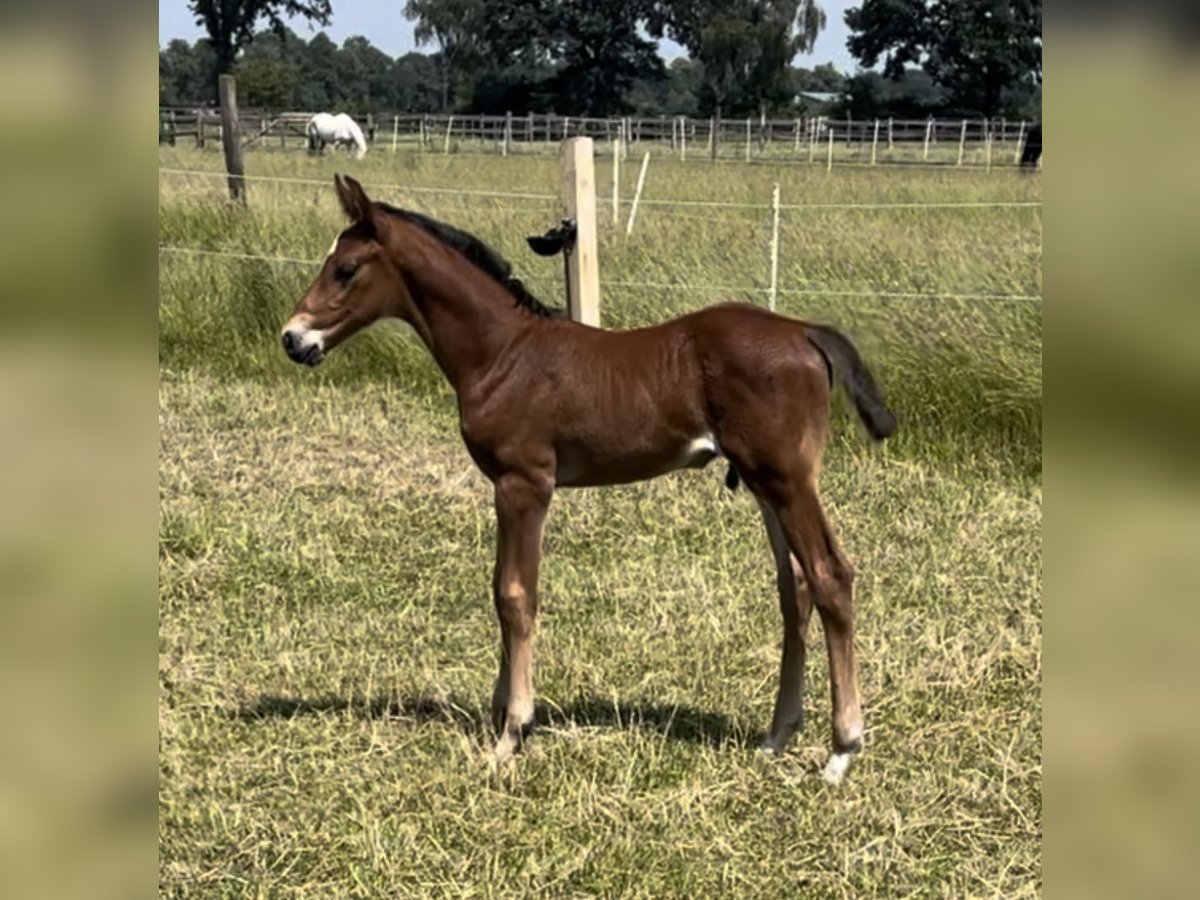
[{"xmin": 490, "ymin": 472, "xmax": 551, "ymax": 763}]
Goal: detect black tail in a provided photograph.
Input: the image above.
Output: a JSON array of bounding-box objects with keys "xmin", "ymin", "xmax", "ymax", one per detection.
[{"xmin": 806, "ymin": 325, "xmax": 898, "ymax": 441}]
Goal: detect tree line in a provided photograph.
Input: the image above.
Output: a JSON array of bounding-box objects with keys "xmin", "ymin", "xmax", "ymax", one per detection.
[{"xmin": 162, "ymin": 0, "xmax": 1040, "ymax": 120}]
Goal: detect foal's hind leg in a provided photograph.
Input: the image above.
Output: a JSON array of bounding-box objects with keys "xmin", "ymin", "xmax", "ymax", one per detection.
[
  {"xmin": 758, "ymin": 500, "xmax": 814, "ymax": 757},
  {"xmin": 770, "ymin": 480, "xmax": 863, "ymax": 784},
  {"xmin": 490, "ymin": 472, "xmax": 551, "ymax": 764}
]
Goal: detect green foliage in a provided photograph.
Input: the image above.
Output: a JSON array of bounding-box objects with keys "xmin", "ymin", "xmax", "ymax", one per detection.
[
  {"xmin": 389, "ymin": 52, "xmax": 444, "ymax": 113},
  {"xmin": 795, "ymin": 61, "xmax": 844, "ymax": 92},
  {"xmin": 546, "ymin": 0, "xmax": 666, "ymax": 116},
  {"xmin": 235, "ymin": 56, "xmax": 297, "ymax": 108},
  {"xmin": 403, "ymin": 0, "xmax": 487, "ymax": 110},
  {"xmin": 845, "ymin": 0, "xmax": 1041, "ymax": 116},
  {"xmin": 159, "ymin": 27, "xmax": 447, "ymax": 114},
  {"xmin": 406, "ymin": 0, "xmax": 666, "ymax": 116},
  {"xmin": 159, "ymin": 38, "xmax": 218, "ymax": 106},
  {"xmin": 837, "ymin": 67, "xmax": 944, "ymax": 118},
  {"xmin": 649, "ymin": 0, "xmax": 826, "ymax": 116},
  {"xmin": 187, "ymin": 0, "xmax": 332, "ymax": 81}
]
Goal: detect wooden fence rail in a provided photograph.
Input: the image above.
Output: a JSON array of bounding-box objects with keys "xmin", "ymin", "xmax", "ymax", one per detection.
[{"xmin": 161, "ymin": 107, "xmax": 1035, "ymax": 167}]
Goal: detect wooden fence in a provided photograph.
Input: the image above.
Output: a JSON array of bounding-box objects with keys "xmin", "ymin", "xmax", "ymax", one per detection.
[{"xmin": 160, "ymin": 107, "xmax": 1036, "ymax": 168}]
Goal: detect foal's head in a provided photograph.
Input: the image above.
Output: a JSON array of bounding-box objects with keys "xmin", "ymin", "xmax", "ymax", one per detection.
[{"xmin": 281, "ymin": 175, "xmax": 414, "ymax": 367}]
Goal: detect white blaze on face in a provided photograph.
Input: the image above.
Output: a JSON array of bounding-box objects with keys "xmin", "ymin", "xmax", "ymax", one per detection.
[{"xmin": 325, "ymin": 233, "xmax": 341, "ymax": 261}]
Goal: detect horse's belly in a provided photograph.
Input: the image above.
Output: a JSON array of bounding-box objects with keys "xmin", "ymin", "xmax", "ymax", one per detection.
[{"xmin": 555, "ymin": 433, "xmax": 719, "ymax": 487}]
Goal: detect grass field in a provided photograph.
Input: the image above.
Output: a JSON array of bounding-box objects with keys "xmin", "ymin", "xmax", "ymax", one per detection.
[{"xmin": 159, "ymin": 144, "xmax": 1041, "ymax": 896}]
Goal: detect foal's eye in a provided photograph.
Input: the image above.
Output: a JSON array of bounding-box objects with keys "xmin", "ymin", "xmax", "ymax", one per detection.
[{"xmin": 333, "ymin": 261, "xmax": 357, "ymax": 284}]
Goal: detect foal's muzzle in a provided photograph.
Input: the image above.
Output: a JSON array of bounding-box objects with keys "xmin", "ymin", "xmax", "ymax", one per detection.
[{"xmin": 281, "ymin": 327, "xmax": 324, "ymax": 367}]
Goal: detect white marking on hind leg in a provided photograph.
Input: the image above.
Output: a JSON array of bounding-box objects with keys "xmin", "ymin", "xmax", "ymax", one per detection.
[{"xmin": 822, "ymin": 751, "xmax": 854, "ymax": 784}]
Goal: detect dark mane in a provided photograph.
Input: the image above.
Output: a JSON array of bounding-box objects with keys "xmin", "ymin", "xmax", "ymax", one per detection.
[{"xmin": 377, "ymin": 203, "xmax": 563, "ymax": 318}]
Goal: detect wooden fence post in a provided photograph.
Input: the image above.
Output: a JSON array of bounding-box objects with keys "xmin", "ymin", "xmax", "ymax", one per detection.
[
  {"xmin": 923, "ymin": 118, "xmax": 933, "ymax": 161},
  {"xmin": 680, "ymin": 117, "xmax": 687, "ymax": 162},
  {"xmin": 626, "ymin": 151, "xmax": 651, "ymax": 236},
  {"xmin": 768, "ymin": 183, "xmax": 780, "ymax": 311},
  {"xmin": 744, "ymin": 118, "xmax": 752, "ymax": 162},
  {"xmin": 826, "ymin": 127, "xmax": 834, "ymax": 172},
  {"xmin": 561, "ymin": 138, "xmax": 600, "ymax": 326},
  {"xmin": 503, "ymin": 111, "xmax": 512, "ymax": 156},
  {"xmin": 217, "ymin": 76, "xmax": 246, "ymax": 204},
  {"xmin": 444, "ymin": 115, "xmax": 454, "ymax": 154},
  {"xmin": 1013, "ymin": 120, "xmax": 1026, "ymax": 164},
  {"xmin": 871, "ymin": 119, "xmax": 880, "ymax": 165},
  {"xmin": 197, "ymin": 112, "xmax": 206, "ymax": 149},
  {"xmin": 957, "ymin": 119, "xmax": 967, "ymax": 166}
]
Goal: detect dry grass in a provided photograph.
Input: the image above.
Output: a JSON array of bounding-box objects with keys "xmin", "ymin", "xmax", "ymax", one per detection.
[{"xmin": 159, "ymin": 145, "xmax": 1041, "ymax": 897}]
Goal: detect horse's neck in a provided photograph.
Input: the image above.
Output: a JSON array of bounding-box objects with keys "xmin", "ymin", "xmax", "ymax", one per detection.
[{"xmin": 404, "ymin": 256, "xmax": 525, "ymax": 391}]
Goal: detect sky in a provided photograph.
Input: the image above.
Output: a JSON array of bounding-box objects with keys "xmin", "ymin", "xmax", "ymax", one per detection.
[{"xmin": 158, "ymin": 0, "xmax": 861, "ymax": 74}]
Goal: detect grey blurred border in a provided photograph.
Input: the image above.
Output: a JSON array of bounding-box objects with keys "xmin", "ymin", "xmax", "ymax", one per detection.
[
  {"xmin": 1049, "ymin": 7, "xmax": 1200, "ymax": 900},
  {"xmin": 0, "ymin": 5, "xmax": 156, "ymax": 900}
]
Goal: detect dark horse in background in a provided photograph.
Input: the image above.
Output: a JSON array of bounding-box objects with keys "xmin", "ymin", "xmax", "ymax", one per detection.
[
  {"xmin": 280, "ymin": 175, "xmax": 898, "ymax": 783},
  {"xmin": 1019, "ymin": 121, "xmax": 1042, "ymax": 170}
]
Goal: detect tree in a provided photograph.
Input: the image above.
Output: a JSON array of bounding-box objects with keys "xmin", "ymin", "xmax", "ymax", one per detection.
[
  {"xmin": 836, "ymin": 67, "xmax": 944, "ymax": 118},
  {"xmin": 546, "ymin": 0, "xmax": 664, "ymax": 116},
  {"xmin": 844, "ymin": 0, "xmax": 1041, "ymax": 116},
  {"xmin": 160, "ymin": 38, "xmax": 218, "ymax": 106},
  {"xmin": 187, "ymin": 0, "xmax": 332, "ymax": 85},
  {"xmin": 664, "ymin": 58, "xmax": 705, "ymax": 115},
  {"xmin": 404, "ymin": 0, "xmax": 487, "ymax": 111},
  {"xmin": 237, "ymin": 57, "xmax": 298, "ymax": 107},
  {"xmin": 405, "ymin": 0, "xmax": 664, "ymax": 116},
  {"xmin": 295, "ymin": 32, "xmax": 340, "ymax": 109},
  {"xmin": 792, "ymin": 61, "xmax": 844, "ymax": 94},
  {"xmin": 338, "ymin": 36, "xmax": 395, "ymax": 113},
  {"xmin": 648, "ymin": 0, "xmax": 825, "ymax": 118},
  {"xmin": 235, "ymin": 28, "xmax": 300, "ymax": 108},
  {"xmin": 389, "ymin": 52, "xmax": 443, "ymax": 112},
  {"xmin": 626, "ymin": 57, "xmax": 702, "ymax": 116}
]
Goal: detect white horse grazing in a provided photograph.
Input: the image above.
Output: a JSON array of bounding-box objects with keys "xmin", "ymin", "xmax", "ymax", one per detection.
[{"xmin": 306, "ymin": 113, "xmax": 367, "ymax": 159}]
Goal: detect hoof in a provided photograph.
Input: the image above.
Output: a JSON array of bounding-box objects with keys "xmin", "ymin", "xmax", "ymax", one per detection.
[
  {"xmin": 491, "ymin": 709, "xmax": 534, "ymax": 767},
  {"xmin": 759, "ymin": 738, "xmax": 786, "ymax": 758},
  {"xmin": 492, "ymin": 735, "xmax": 518, "ymax": 767},
  {"xmin": 821, "ymin": 751, "xmax": 855, "ymax": 785}
]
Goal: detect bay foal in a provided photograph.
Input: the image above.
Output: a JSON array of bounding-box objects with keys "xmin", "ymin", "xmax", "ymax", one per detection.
[{"xmin": 281, "ymin": 175, "xmax": 897, "ymax": 782}]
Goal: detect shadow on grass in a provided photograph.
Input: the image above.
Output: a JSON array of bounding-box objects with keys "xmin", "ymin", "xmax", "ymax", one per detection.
[{"xmin": 235, "ymin": 693, "xmax": 755, "ymax": 749}]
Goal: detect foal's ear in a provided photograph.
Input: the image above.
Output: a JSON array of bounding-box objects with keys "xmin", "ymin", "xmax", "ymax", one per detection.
[{"xmin": 334, "ymin": 173, "xmax": 372, "ymax": 223}]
